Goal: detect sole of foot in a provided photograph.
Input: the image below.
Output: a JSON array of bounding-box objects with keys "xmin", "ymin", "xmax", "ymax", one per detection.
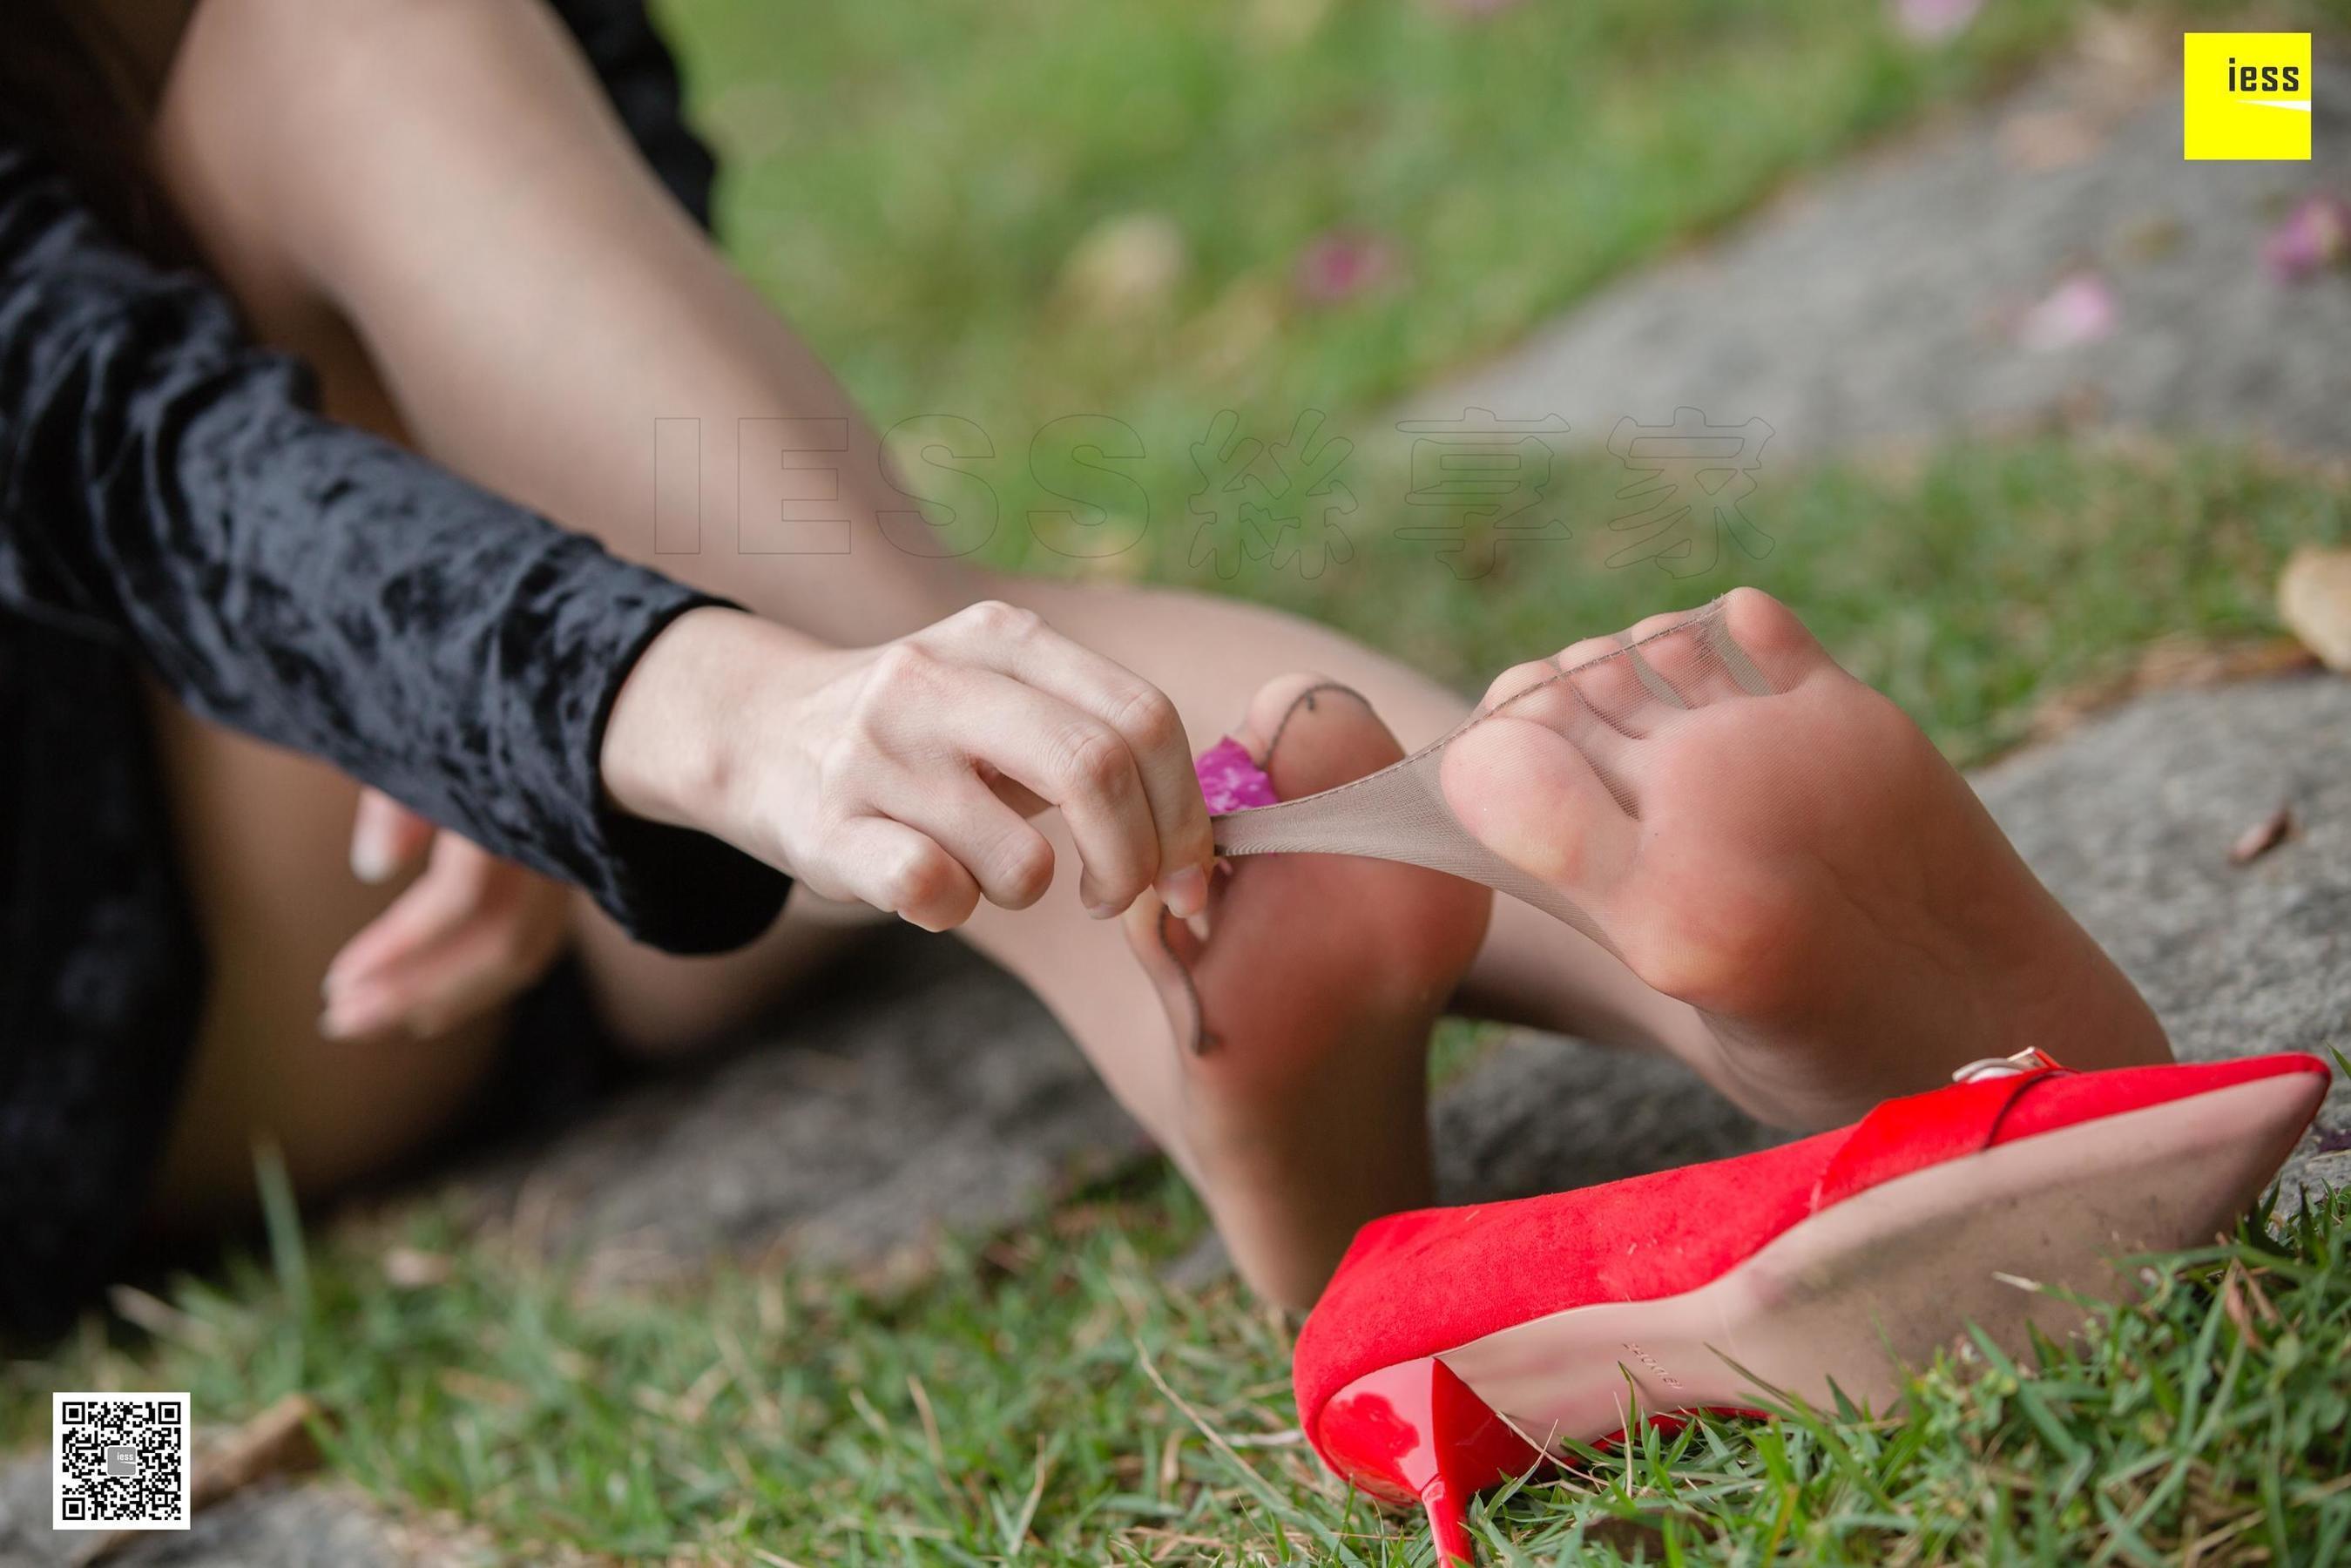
[
  {"xmin": 1126, "ymin": 675, "xmax": 1491, "ymax": 1309},
  {"xmin": 1439, "ymin": 588, "xmax": 2171, "ymax": 1129}
]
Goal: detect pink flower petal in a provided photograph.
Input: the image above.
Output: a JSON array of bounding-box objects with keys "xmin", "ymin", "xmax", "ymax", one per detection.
[
  {"xmin": 2018, "ymin": 272, "xmax": 2118, "ymax": 352},
  {"xmin": 2264, "ymin": 194, "xmax": 2351, "ymax": 283},
  {"xmin": 1294, "ymin": 230, "xmax": 1402, "ymax": 307},
  {"xmin": 1892, "ymin": 0, "xmax": 1982, "ymax": 44},
  {"xmin": 1195, "ymin": 737, "xmax": 1278, "ymax": 813}
]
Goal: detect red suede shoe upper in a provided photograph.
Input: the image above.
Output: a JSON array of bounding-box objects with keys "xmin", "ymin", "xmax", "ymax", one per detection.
[{"xmin": 1294, "ymin": 1052, "xmax": 2328, "ymax": 1458}]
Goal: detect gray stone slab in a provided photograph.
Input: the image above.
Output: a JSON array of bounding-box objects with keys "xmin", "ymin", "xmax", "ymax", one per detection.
[
  {"xmin": 0, "ymin": 1463, "xmax": 427, "ymax": 1568},
  {"xmin": 1400, "ymin": 37, "xmax": 2351, "ymax": 459},
  {"xmin": 1974, "ymin": 672, "xmax": 2351, "ymax": 1186},
  {"xmin": 437, "ymin": 931, "xmax": 1146, "ymax": 1288},
  {"xmin": 1427, "ymin": 1034, "xmax": 1781, "ymax": 1204}
]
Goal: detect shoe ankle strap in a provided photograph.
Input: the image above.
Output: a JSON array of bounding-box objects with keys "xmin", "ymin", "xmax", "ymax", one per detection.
[
  {"xmin": 1811, "ymin": 1051, "xmax": 2069, "ymax": 1212},
  {"xmin": 1949, "ymin": 1047, "xmax": 2063, "ymax": 1084}
]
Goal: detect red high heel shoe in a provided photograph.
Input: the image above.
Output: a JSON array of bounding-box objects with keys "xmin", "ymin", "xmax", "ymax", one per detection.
[{"xmin": 1293, "ymin": 1050, "xmax": 2330, "ymax": 1563}]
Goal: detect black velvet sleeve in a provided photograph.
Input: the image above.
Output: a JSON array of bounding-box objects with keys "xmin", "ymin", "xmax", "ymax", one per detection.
[
  {"xmin": 549, "ymin": 0, "xmax": 721, "ymax": 230},
  {"xmin": 0, "ymin": 138, "xmax": 788, "ymax": 954}
]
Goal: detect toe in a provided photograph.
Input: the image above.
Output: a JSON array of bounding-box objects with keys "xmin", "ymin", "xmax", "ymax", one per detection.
[
  {"xmin": 1156, "ymin": 673, "xmax": 1492, "ymax": 1064},
  {"xmin": 1240, "ymin": 674, "xmax": 1407, "ymax": 798},
  {"xmin": 1617, "ymin": 604, "xmax": 1756, "ymax": 705},
  {"xmin": 1438, "ymin": 708, "xmax": 1637, "ymax": 897},
  {"xmin": 1713, "ymin": 587, "xmax": 1832, "ymax": 692},
  {"xmin": 1467, "ymin": 658, "xmax": 1636, "ymax": 789},
  {"xmin": 1557, "ymin": 634, "xmax": 1675, "ymax": 737},
  {"xmin": 1476, "ymin": 657, "xmax": 1566, "ymax": 716}
]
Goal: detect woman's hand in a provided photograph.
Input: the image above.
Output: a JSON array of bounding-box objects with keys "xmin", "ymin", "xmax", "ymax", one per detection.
[
  {"xmin": 320, "ymin": 789, "xmax": 572, "ymax": 1039},
  {"xmin": 602, "ymin": 604, "xmax": 1215, "ymax": 932}
]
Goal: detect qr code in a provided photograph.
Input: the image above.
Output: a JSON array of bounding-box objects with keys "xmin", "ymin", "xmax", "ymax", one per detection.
[{"xmin": 52, "ymin": 1393, "xmax": 191, "ymax": 1531}]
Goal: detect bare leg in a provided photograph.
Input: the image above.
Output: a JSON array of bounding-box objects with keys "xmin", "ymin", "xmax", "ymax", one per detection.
[{"xmin": 130, "ymin": 0, "xmax": 1801, "ymax": 1295}]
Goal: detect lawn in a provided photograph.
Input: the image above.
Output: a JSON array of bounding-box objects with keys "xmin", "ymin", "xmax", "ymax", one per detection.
[
  {"xmin": 15, "ymin": 1173, "xmax": 2351, "ymax": 1563},
  {"xmin": 6, "ymin": 0, "xmax": 2350, "ymax": 1561}
]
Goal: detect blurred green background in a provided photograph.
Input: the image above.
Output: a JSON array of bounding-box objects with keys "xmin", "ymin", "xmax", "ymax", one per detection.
[{"xmin": 668, "ymin": 0, "xmax": 2346, "ymax": 761}]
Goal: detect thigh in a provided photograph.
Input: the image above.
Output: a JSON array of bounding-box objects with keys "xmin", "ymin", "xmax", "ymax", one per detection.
[
  {"xmin": 998, "ymin": 575, "xmax": 1471, "ymax": 759},
  {"xmin": 566, "ymin": 893, "xmax": 882, "ymax": 1057}
]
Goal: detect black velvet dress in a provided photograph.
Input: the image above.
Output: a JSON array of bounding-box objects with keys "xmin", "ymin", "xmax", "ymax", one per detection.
[{"xmin": 0, "ymin": 0, "xmax": 788, "ymax": 1335}]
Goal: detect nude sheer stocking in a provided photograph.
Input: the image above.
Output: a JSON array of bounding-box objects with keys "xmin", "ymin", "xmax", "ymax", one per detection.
[{"xmin": 1209, "ymin": 598, "xmax": 1770, "ymax": 955}]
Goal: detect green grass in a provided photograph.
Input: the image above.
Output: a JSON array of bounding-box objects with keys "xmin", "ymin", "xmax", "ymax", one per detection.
[
  {"xmin": 8, "ymin": 0, "xmax": 2351, "ymax": 1561},
  {"xmin": 671, "ymin": 0, "xmax": 2117, "ymax": 592},
  {"xmin": 678, "ymin": 0, "xmax": 2087, "ymax": 436},
  {"xmin": 10, "ymin": 1176, "xmax": 2351, "ymax": 1563},
  {"xmin": 1156, "ymin": 435, "xmax": 2350, "ymax": 766}
]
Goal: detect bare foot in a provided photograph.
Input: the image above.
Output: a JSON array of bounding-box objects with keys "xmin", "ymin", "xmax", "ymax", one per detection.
[
  {"xmin": 1125, "ymin": 677, "xmax": 1490, "ymax": 1309},
  {"xmin": 1440, "ymin": 588, "xmax": 2171, "ymax": 1129}
]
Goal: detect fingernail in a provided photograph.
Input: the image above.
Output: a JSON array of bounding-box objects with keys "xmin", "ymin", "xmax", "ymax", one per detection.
[
  {"xmin": 1084, "ymin": 899, "xmax": 1119, "ymax": 921},
  {"xmin": 321, "ymin": 956, "xmax": 371, "ymax": 1000},
  {"xmin": 350, "ymin": 822, "xmax": 397, "ymax": 885},
  {"xmin": 321, "ymin": 988, "xmax": 388, "ymax": 1039},
  {"xmin": 1159, "ymin": 865, "xmax": 1208, "ymax": 920}
]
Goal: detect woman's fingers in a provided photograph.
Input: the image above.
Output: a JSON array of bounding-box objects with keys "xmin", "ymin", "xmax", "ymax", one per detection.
[
  {"xmin": 322, "ymin": 833, "xmax": 566, "ymax": 1037},
  {"xmin": 921, "ymin": 668, "xmax": 1159, "ymax": 917},
  {"xmin": 349, "ymin": 787, "xmax": 436, "ymax": 884},
  {"xmin": 388, "ymin": 923, "xmax": 532, "ymax": 1039},
  {"xmin": 922, "ymin": 602, "xmax": 1212, "ymax": 916},
  {"xmin": 821, "ymin": 815, "xmax": 983, "ymax": 932},
  {"xmin": 623, "ymin": 605, "xmax": 1212, "ymax": 929},
  {"xmin": 324, "ymin": 835, "xmax": 490, "ymax": 1002},
  {"xmin": 322, "ymin": 909, "xmax": 556, "ymax": 1040},
  {"xmin": 864, "ymin": 754, "xmax": 1058, "ymax": 913}
]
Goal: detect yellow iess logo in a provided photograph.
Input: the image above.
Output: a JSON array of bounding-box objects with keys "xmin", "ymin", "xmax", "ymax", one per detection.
[{"xmin": 2184, "ymin": 33, "xmax": 2313, "ymax": 160}]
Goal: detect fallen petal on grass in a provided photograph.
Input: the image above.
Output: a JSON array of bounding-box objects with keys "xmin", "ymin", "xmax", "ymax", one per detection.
[
  {"xmin": 2228, "ymin": 802, "xmax": 2296, "ymax": 867},
  {"xmin": 381, "ymin": 1244, "xmax": 455, "ymax": 1290},
  {"xmin": 193, "ymin": 1393, "xmax": 324, "ymax": 1508},
  {"xmin": 1293, "ymin": 230, "xmax": 1403, "ymax": 307},
  {"xmin": 2017, "ymin": 271, "xmax": 2118, "ymax": 350},
  {"xmin": 2263, "ymin": 193, "xmax": 2351, "ymax": 283},
  {"xmin": 1892, "ymin": 0, "xmax": 1983, "ymax": 44}
]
